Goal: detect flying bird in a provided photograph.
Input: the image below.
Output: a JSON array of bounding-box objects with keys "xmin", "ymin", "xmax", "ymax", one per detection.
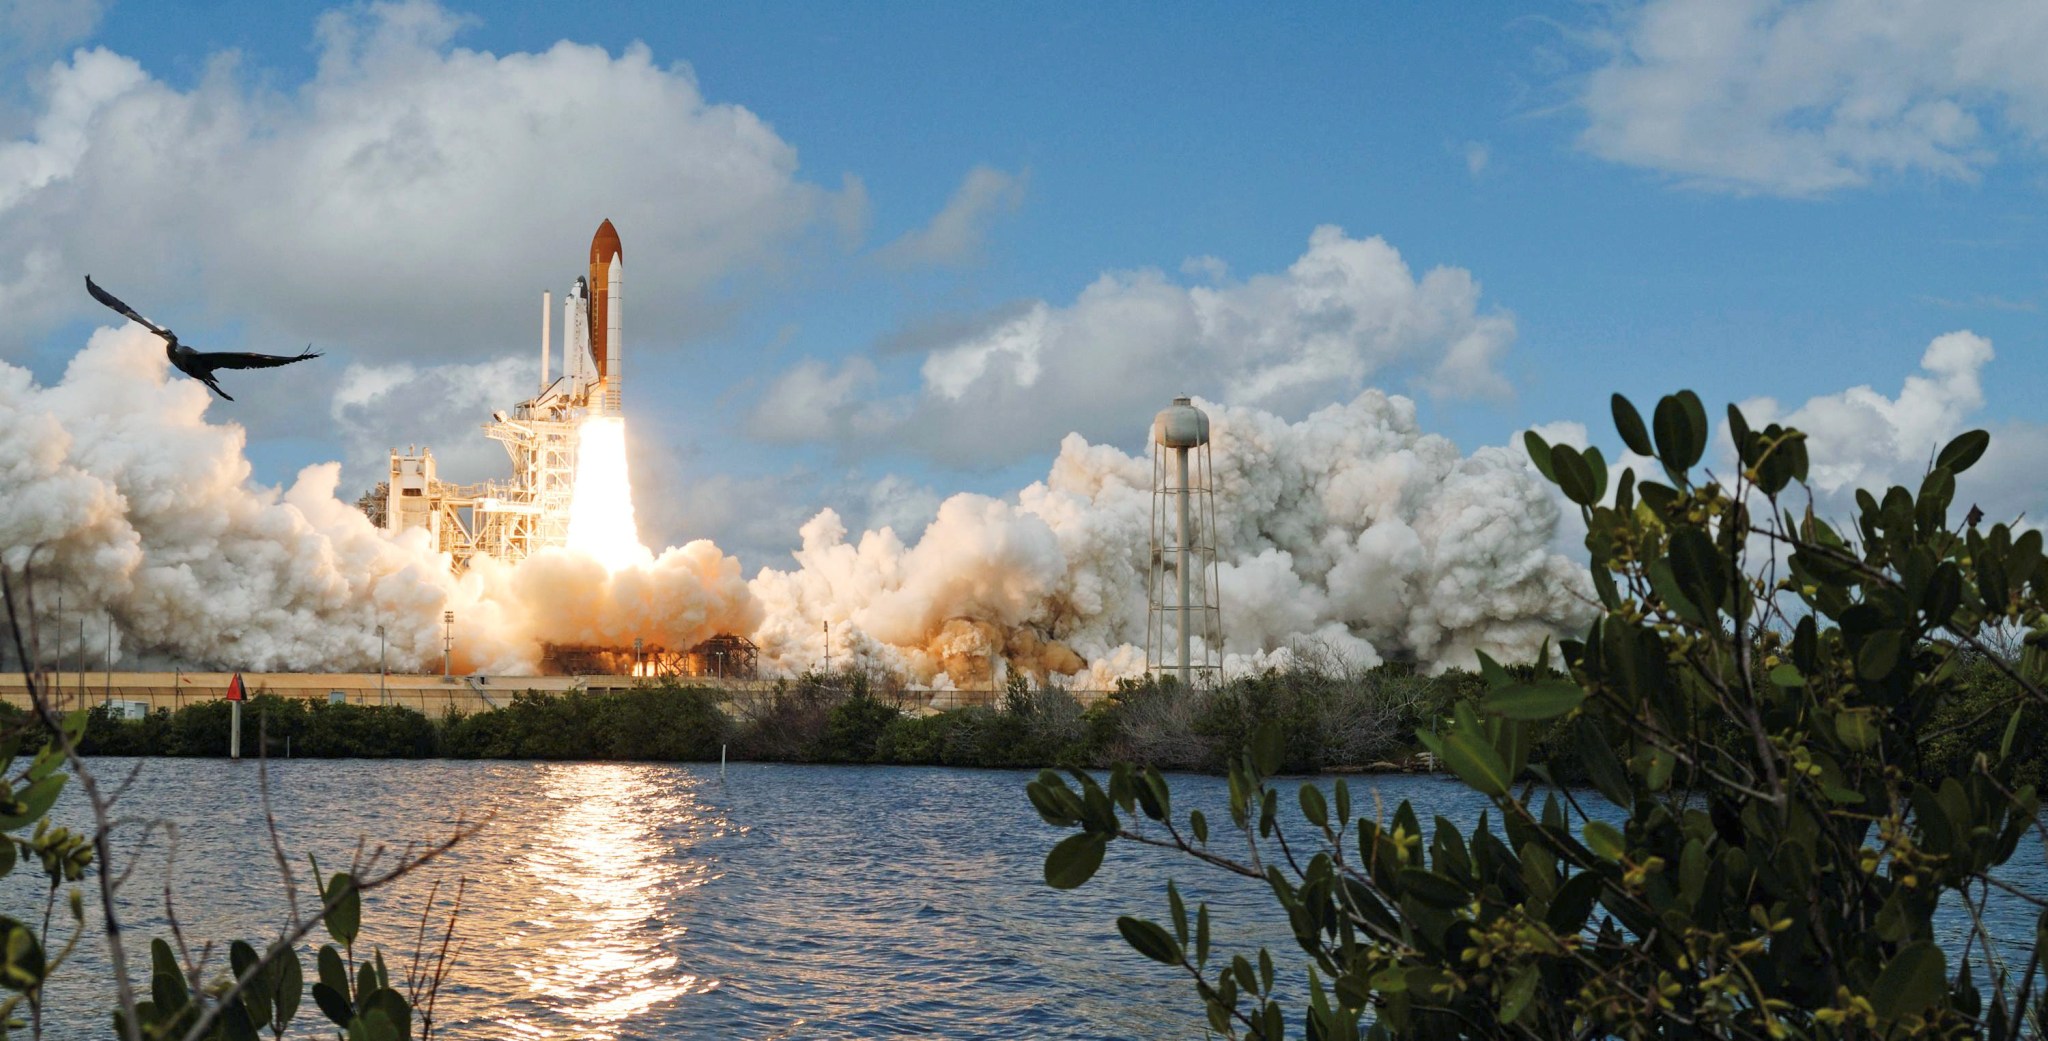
[{"xmin": 84, "ymin": 275, "xmax": 320, "ymax": 401}]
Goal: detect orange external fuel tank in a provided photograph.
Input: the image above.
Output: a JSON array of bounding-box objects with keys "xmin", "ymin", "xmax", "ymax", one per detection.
[{"xmin": 587, "ymin": 219, "xmax": 622, "ymax": 377}]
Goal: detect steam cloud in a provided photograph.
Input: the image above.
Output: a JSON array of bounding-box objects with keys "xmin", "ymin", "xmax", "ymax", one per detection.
[
  {"xmin": 749, "ymin": 392, "xmax": 1593, "ymax": 688},
  {"xmin": 2, "ymin": 328, "xmax": 1592, "ymax": 684},
  {"xmin": 0, "ymin": 330, "xmax": 756, "ymax": 673}
]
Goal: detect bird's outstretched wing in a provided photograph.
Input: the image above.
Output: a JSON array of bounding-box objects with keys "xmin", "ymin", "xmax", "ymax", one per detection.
[
  {"xmin": 193, "ymin": 347, "xmax": 322, "ymax": 370},
  {"xmin": 84, "ymin": 275, "xmax": 176, "ymax": 343}
]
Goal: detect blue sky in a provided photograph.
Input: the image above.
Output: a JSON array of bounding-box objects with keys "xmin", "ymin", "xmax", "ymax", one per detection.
[{"xmin": 5, "ymin": 0, "xmax": 2044, "ymax": 568}]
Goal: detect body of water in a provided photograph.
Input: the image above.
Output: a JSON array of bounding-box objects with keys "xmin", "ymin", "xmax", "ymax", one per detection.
[{"xmin": 7, "ymin": 759, "xmax": 2043, "ymax": 1039}]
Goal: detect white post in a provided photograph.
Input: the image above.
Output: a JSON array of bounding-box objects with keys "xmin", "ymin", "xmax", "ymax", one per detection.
[
  {"xmin": 230, "ymin": 700, "xmax": 241, "ymax": 761},
  {"xmin": 1177, "ymin": 444, "xmax": 1192, "ymax": 688},
  {"xmin": 721, "ymin": 744, "xmax": 727, "ymax": 780},
  {"xmin": 540, "ymin": 290, "xmax": 552, "ymax": 391}
]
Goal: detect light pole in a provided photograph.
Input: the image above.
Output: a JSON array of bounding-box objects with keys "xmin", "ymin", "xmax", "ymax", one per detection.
[
  {"xmin": 376, "ymin": 625, "xmax": 387, "ymax": 704},
  {"xmin": 823, "ymin": 620, "xmax": 831, "ymax": 675},
  {"xmin": 633, "ymin": 637, "xmax": 643, "ymax": 677},
  {"xmin": 442, "ymin": 611, "xmax": 454, "ymax": 680},
  {"xmin": 714, "ymin": 650, "xmax": 725, "ymax": 679}
]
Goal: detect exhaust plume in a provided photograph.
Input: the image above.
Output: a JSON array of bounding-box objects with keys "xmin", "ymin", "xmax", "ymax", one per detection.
[
  {"xmin": 3, "ymin": 330, "xmax": 1589, "ymax": 684},
  {"xmin": 0, "ymin": 331, "xmax": 755, "ymax": 673},
  {"xmin": 746, "ymin": 392, "xmax": 1595, "ymax": 686}
]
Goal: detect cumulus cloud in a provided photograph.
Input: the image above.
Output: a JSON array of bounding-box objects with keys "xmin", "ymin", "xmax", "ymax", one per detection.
[
  {"xmin": 878, "ymin": 165, "xmax": 1026, "ymax": 268},
  {"xmin": 1734, "ymin": 329, "xmax": 2044, "ymax": 526},
  {"xmin": 1575, "ymin": 0, "xmax": 2048, "ymax": 195},
  {"xmin": 0, "ymin": 0, "xmax": 856, "ymax": 360},
  {"xmin": 752, "ymin": 226, "xmax": 1518, "ymax": 466},
  {"xmin": 0, "ymin": 0, "xmax": 102, "ymax": 73},
  {"xmin": 330, "ymin": 357, "xmax": 534, "ymax": 483}
]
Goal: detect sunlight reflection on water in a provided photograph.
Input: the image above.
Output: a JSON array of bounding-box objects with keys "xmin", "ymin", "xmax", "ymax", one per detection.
[{"xmin": 496, "ymin": 765, "xmax": 727, "ymax": 1037}]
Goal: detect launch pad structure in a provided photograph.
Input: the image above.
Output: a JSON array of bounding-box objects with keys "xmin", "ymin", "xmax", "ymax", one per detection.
[
  {"xmin": 360, "ymin": 220, "xmax": 625, "ymax": 572},
  {"xmin": 353, "ymin": 220, "xmax": 751, "ymax": 675}
]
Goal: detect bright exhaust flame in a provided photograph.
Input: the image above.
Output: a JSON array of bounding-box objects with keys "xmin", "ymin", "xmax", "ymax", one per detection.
[{"xmin": 567, "ymin": 417, "xmax": 653, "ymax": 573}]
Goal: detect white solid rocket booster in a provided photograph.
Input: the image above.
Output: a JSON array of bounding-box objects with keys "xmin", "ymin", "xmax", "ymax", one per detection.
[{"xmin": 604, "ymin": 256, "xmax": 622, "ymax": 415}]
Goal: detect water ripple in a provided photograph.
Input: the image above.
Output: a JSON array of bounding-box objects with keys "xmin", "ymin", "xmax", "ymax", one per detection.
[{"xmin": 9, "ymin": 761, "xmax": 2043, "ymax": 1039}]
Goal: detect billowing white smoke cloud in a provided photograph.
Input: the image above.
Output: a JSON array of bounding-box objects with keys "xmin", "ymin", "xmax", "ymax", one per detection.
[
  {"xmin": 1, "ymin": 329, "xmax": 1592, "ymax": 686},
  {"xmin": 0, "ymin": 331, "xmax": 756, "ymax": 672},
  {"xmin": 748, "ymin": 391, "xmax": 1595, "ymax": 687}
]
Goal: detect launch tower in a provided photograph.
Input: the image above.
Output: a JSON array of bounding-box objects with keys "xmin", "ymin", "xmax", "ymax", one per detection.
[{"xmin": 363, "ymin": 220, "xmax": 627, "ymax": 571}]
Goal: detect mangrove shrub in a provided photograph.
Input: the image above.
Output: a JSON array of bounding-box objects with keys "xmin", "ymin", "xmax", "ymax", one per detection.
[{"xmin": 1031, "ymin": 390, "xmax": 2048, "ymax": 1039}]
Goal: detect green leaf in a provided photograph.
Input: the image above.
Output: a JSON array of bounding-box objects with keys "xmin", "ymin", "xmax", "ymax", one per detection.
[
  {"xmin": 1572, "ymin": 719, "xmax": 1632, "ymax": 808},
  {"xmin": 1025, "ymin": 777, "xmax": 1078, "ymax": 826},
  {"xmin": 1482, "ymin": 679, "xmax": 1587, "ymax": 721},
  {"xmin": 1937, "ymin": 429, "xmax": 1991, "ymax": 475},
  {"xmin": 230, "ymin": 940, "xmax": 270, "ymax": 1027},
  {"xmin": 0, "ymin": 774, "xmax": 67, "ymax": 831},
  {"xmin": 1523, "ymin": 430, "xmax": 1557, "ymax": 482},
  {"xmin": 276, "ymin": 946, "xmax": 303, "ymax": 1030},
  {"xmin": 1667, "ymin": 527, "xmax": 1727, "ymax": 619},
  {"xmin": 1474, "ymin": 649, "xmax": 1512, "ymax": 689},
  {"xmin": 1298, "ymin": 784, "xmax": 1328, "ymax": 829},
  {"xmin": 1640, "ymin": 748, "xmax": 1675, "ymax": 792},
  {"xmin": 1583, "ymin": 821, "xmax": 1626, "ymax": 862},
  {"xmin": 1768, "ymin": 663, "xmax": 1805, "ymax": 688},
  {"xmin": 312, "ymin": 981, "xmax": 354, "ymax": 1028},
  {"xmin": 1611, "ymin": 394, "xmax": 1653, "ymax": 456},
  {"xmin": 220, "ymin": 999, "xmax": 260, "ymax": 1041},
  {"xmin": 1646, "ymin": 558, "xmax": 1705, "ymax": 625},
  {"xmin": 1726, "ymin": 404, "xmax": 1753, "ymax": 461},
  {"xmin": 1501, "ymin": 964, "xmax": 1540, "ymax": 1025},
  {"xmin": 150, "ymin": 937, "xmax": 181, "ymax": 994},
  {"xmin": 1433, "ymin": 721, "xmax": 1515, "ymax": 799},
  {"xmin": 1551, "ymin": 445, "xmax": 1598, "ymax": 506},
  {"xmin": 1871, "ymin": 942, "xmax": 1947, "ymax": 1021},
  {"xmin": 1653, "ymin": 391, "xmax": 1705, "ymax": 478},
  {"xmin": 1116, "ymin": 916, "xmax": 1183, "ymax": 965},
  {"xmin": 316, "ymin": 944, "xmax": 348, "ymax": 1000},
  {"xmin": 359, "ymin": 988, "xmax": 411, "ymax": 1041},
  {"xmin": 323, "ymin": 872, "xmax": 361, "ymax": 949},
  {"xmin": 1043, "ymin": 832, "xmax": 1107, "ymax": 890},
  {"xmin": 1835, "ymin": 710, "xmax": 1880, "ymax": 752},
  {"xmin": 1396, "ymin": 868, "xmax": 1469, "ymax": 908},
  {"xmin": 0, "ymin": 916, "xmax": 46, "ymax": 992},
  {"xmin": 1139, "ymin": 768, "xmax": 1171, "ymax": 822},
  {"xmin": 1857, "ymin": 629, "xmax": 1904, "ymax": 680},
  {"xmin": 1547, "ymin": 871, "xmax": 1604, "ymax": 933},
  {"xmin": 1583, "ymin": 447, "xmax": 1609, "ymax": 505}
]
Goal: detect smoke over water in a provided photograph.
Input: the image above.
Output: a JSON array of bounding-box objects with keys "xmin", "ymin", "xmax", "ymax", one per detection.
[{"xmin": 1, "ymin": 330, "xmax": 1590, "ymax": 682}]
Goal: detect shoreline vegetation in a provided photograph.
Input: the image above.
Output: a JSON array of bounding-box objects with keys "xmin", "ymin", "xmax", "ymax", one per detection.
[{"xmin": 9, "ymin": 652, "xmax": 2038, "ymax": 786}]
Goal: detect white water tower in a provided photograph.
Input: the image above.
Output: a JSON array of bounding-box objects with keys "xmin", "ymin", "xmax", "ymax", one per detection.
[{"xmin": 1147, "ymin": 396, "xmax": 1222, "ymax": 687}]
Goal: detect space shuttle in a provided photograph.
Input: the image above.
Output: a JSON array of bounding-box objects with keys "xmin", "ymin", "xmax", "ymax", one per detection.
[{"xmin": 540, "ymin": 219, "xmax": 624, "ymax": 416}]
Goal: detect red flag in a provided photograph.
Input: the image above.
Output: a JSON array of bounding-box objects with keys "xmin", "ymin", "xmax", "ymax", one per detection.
[{"xmin": 226, "ymin": 672, "xmax": 246, "ymax": 702}]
